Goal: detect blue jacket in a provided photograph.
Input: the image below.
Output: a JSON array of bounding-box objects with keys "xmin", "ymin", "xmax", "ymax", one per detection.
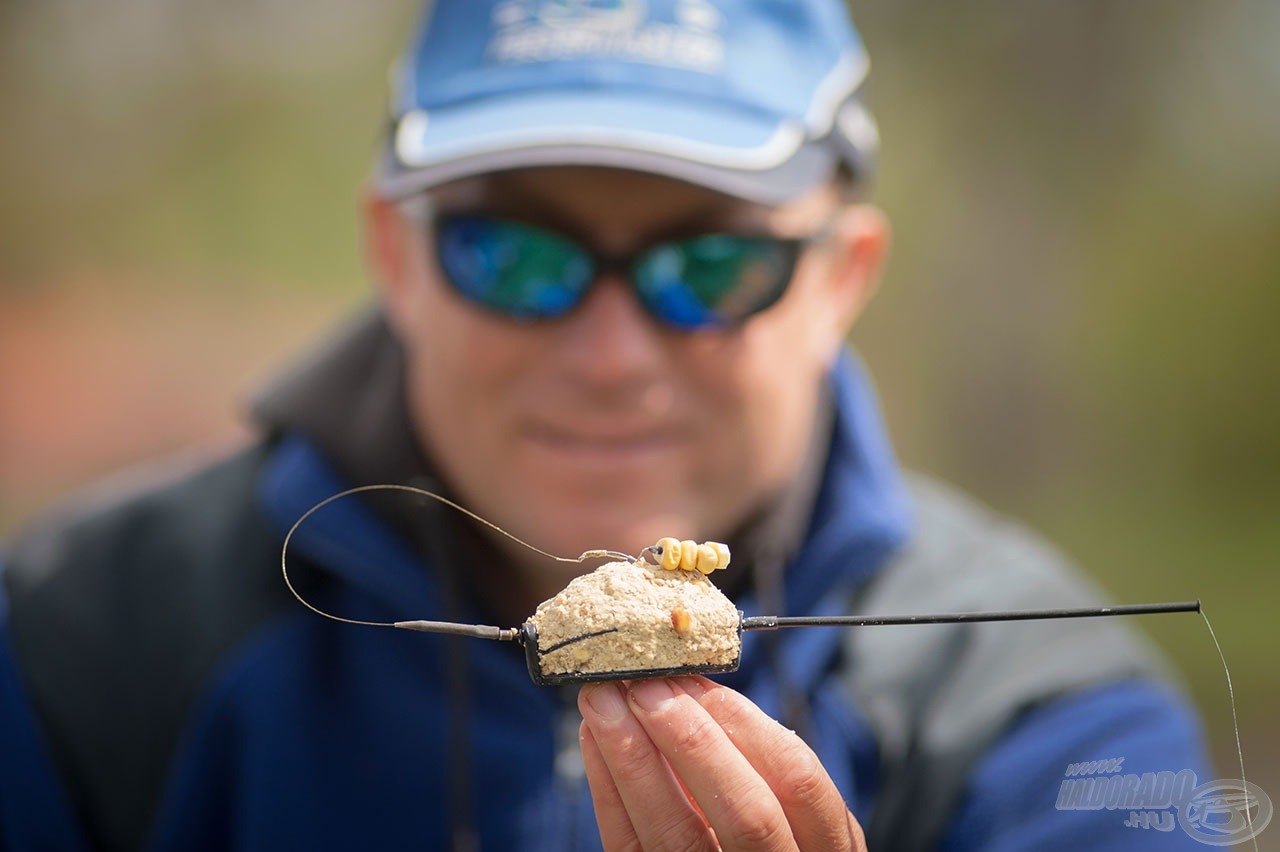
[{"xmin": 0, "ymin": 352, "xmax": 1211, "ymax": 851}]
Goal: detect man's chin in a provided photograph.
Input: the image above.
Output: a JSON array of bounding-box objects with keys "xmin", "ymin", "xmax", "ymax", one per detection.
[
  {"xmin": 531, "ymin": 505, "xmax": 696, "ymax": 565},
  {"xmin": 520, "ymin": 428, "xmax": 692, "ymax": 487}
]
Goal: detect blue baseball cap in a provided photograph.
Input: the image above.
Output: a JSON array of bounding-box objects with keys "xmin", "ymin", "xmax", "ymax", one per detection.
[{"xmin": 374, "ymin": 0, "xmax": 878, "ymax": 204}]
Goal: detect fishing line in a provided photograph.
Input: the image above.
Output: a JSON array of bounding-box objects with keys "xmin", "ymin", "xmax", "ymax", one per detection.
[
  {"xmin": 1199, "ymin": 605, "xmax": 1260, "ymax": 851},
  {"xmin": 280, "ymin": 483, "xmax": 632, "ymax": 633}
]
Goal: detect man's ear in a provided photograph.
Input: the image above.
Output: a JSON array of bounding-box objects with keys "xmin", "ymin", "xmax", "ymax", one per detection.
[
  {"xmin": 361, "ymin": 190, "xmax": 416, "ymax": 335},
  {"xmin": 821, "ymin": 203, "xmax": 891, "ymax": 345}
]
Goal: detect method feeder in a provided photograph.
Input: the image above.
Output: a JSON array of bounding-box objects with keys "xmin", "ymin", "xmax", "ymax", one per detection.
[{"xmin": 281, "ymin": 486, "xmax": 1202, "ymax": 687}]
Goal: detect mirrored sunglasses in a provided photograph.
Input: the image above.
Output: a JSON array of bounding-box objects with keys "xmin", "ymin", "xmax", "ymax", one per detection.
[{"xmin": 429, "ymin": 214, "xmax": 822, "ymax": 330}]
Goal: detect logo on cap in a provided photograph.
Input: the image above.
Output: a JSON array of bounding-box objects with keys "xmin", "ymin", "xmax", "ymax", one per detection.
[{"xmin": 487, "ymin": 0, "xmax": 725, "ymax": 73}]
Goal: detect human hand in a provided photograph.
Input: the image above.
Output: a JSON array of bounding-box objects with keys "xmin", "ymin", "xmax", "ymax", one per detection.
[{"xmin": 577, "ymin": 676, "xmax": 866, "ymax": 852}]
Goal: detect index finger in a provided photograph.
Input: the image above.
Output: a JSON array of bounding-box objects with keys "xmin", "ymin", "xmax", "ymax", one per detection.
[
  {"xmin": 683, "ymin": 677, "xmax": 865, "ymax": 852},
  {"xmin": 579, "ymin": 680, "xmax": 721, "ymax": 851},
  {"xmin": 625, "ymin": 677, "xmax": 794, "ymax": 850},
  {"xmin": 632, "ymin": 676, "xmax": 864, "ymax": 852}
]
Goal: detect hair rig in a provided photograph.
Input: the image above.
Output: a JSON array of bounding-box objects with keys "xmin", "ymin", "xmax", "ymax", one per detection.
[{"xmin": 282, "ymin": 484, "xmax": 1201, "ymax": 686}]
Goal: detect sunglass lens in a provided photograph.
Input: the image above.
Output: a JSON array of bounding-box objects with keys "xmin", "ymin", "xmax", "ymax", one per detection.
[
  {"xmin": 634, "ymin": 235, "xmax": 797, "ymax": 329},
  {"xmin": 435, "ymin": 217, "xmax": 593, "ymax": 320}
]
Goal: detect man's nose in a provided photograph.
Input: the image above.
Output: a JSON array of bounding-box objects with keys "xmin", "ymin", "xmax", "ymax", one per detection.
[{"xmin": 552, "ymin": 274, "xmax": 667, "ymax": 387}]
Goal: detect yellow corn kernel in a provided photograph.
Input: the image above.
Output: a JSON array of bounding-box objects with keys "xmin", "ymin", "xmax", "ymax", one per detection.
[
  {"xmin": 697, "ymin": 543, "xmax": 719, "ymax": 574},
  {"xmin": 708, "ymin": 541, "xmax": 731, "ymax": 571},
  {"xmin": 657, "ymin": 537, "xmax": 682, "ymax": 571},
  {"xmin": 679, "ymin": 539, "xmax": 700, "ymax": 572},
  {"xmin": 670, "ymin": 605, "xmax": 692, "ymax": 637}
]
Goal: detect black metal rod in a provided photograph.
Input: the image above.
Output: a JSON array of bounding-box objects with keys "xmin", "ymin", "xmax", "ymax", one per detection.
[{"xmin": 740, "ymin": 600, "xmax": 1201, "ymax": 631}]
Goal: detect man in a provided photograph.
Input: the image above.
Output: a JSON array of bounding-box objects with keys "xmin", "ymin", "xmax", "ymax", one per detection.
[{"xmin": 0, "ymin": 1, "xmax": 1210, "ymax": 850}]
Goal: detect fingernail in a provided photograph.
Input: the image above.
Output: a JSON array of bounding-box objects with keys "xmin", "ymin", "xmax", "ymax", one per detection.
[
  {"xmin": 677, "ymin": 676, "xmax": 709, "ymax": 699},
  {"xmin": 629, "ymin": 678, "xmax": 676, "ymax": 713},
  {"xmin": 583, "ymin": 681, "xmax": 627, "ymax": 722}
]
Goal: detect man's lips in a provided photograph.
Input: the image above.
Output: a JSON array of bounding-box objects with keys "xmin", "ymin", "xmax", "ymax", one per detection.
[{"xmin": 523, "ymin": 422, "xmax": 687, "ymax": 462}]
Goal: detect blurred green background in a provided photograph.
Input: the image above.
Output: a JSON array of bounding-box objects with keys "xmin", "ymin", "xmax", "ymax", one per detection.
[{"xmin": 1, "ymin": 0, "xmax": 1276, "ymax": 802}]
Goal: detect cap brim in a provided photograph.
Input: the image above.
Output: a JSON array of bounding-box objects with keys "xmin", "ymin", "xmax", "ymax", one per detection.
[{"xmin": 374, "ymin": 89, "xmax": 839, "ymax": 204}]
